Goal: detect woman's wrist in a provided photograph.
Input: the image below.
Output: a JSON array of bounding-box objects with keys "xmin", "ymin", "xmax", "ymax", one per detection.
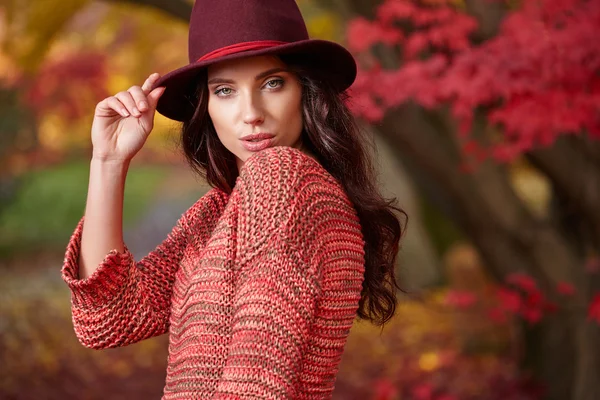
[{"xmin": 91, "ymin": 156, "xmax": 131, "ymax": 170}]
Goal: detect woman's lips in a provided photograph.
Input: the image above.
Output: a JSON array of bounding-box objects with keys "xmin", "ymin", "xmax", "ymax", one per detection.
[{"xmin": 240, "ymin": 136, "xmax": 275, "ymax": 151}]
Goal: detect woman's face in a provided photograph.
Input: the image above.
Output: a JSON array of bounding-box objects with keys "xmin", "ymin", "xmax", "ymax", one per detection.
[{"xmin": 207, "ymin": 55, "xmax": 304, "ymax": 171}]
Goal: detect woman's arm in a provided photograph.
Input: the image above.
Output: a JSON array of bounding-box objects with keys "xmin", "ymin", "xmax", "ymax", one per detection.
[
  {"xmin": 61, "ymin": 73, "xmax": 178, "ymax": 349},
  {"xmin": 62, "ymin": 187, "xmax": 227, "ymax": 349},
  {"xmin": 78, "ymin": 158, "xmax": 129, "ymax": 279},
  {"xmin": 213, "ymin": 146, "xmax": 365, "ymax": 399}
]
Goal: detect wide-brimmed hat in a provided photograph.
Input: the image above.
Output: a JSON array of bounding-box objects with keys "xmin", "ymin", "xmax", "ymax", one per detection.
[{"xmin": 153, "ymin": 0, "xmax": 357, "ymax": 122}]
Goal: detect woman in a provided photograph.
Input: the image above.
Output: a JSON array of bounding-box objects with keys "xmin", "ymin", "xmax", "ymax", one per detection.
[{"xmin": 61, "ymin": 0, "xmax": 405, "ymax": 398}]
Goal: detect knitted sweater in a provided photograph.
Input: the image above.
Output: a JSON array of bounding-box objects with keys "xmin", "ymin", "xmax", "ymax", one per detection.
[{"xmin": 61, "ymin": 146, "xmax": 366, "ymax": 399}]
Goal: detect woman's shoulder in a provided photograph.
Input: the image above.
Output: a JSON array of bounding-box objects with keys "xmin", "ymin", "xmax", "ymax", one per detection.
[
  {"xmin": 234, "ymin": 147, "xmax": 363, "ymax": 264},
  {"xmin": 236, "ymin": 146, "xmax": 346, "ymax": 199},
  {"xmin": 233, "ymin": 146, "xmax": 358, "ymax": 227}
]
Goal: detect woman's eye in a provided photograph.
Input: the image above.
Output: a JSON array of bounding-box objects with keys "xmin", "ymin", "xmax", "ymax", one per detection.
[
  {"xmin": 266, "ymin": 79, "xmax": 284, "ymax": 89},
  {"xmin": 215, "ymin": 87, "xmax": 232, "ymax": 96}
]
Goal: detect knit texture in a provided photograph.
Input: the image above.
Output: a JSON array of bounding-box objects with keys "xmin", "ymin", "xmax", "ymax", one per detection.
[{"xmin": 62, "ymin": 146, "xmax": 366, "ymax": 399}]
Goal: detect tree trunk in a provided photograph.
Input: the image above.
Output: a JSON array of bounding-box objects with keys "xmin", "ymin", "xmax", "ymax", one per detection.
[
  {"xmin": 371, "ymin": 129, "xmax": 443, "ymax": 289},
  {"xmin": 377, "ymin": 101, "xmax": 600, "ymax": 400}
]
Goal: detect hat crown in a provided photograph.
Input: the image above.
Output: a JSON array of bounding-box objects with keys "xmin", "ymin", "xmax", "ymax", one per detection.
[{"xmin": 188, "ymin": 0, "xmax": 310, "ymax": 63}]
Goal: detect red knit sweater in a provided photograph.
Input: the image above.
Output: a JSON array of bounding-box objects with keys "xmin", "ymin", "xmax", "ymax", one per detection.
[{"xmin": 62, "ymin": 146, "xmax": 366, "ymax": 399}]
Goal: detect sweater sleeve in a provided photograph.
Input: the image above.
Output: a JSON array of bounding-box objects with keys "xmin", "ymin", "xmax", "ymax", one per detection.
[
  {"xmin": 61, "ymin": 188, "xmax": 227, "ymax": 349},
  {"xmin": 214, "ymin": 147, "xmax": 352, "ymax": 399}
]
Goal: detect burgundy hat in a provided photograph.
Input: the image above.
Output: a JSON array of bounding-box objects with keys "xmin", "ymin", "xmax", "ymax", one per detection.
[{"xmin": 153, "ymin": 0, "xmax": 357, "ymax": 122}]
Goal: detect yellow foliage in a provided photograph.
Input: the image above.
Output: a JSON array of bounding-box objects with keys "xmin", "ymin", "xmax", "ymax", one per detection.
[
  {"xmin": 39, "ymin": 113, "xmax": 67, "ymax": 151},
  {"xmin": 306, "ymin": 13, "xmax": 341, "ymax": 42},
  {"xmin": 419, "ymin": 351, "xmax": 440, "ymax": 371},
  {"xmin": 510, "ymin": 159, "xmax": 551, "ymax": 218},
  {"xmin": 107, "ymin": 73, "xmax": 132, "ymax": 95},
  {"xmin": 298, "ymin": 0, "xmax": 343, "ymax": 41},
  {"xmin": 2, "ymin": 0, "xmax": 91, "ymax": 72}
]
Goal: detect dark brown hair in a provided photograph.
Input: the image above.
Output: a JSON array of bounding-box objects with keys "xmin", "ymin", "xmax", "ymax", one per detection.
[{"xmin": 180, "ymin": 55, "xmax": 406, "ymax": 327}]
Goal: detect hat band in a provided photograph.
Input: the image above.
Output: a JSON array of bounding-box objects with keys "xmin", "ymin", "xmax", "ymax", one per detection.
[{"xmin": 197, "ymin": 40, "xmax": 288, "ymax": 62}]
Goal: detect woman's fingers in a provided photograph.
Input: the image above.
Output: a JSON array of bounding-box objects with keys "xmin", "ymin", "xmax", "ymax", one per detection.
[
  {"xmin": 95, "ymin": 73, "xmax": 162, "ymax": 119},
  {"xmin": 146, "ymin": 86, "xmax": 166, "ymax": 110},
  {"xmin": 141, "ymin": 73, "xmax": 160, "ymax": 95},
  {"xmin": 96, "ymin": 96, "xmax": 129, "ymax": 118},
  {"xmin": 109, "ymin": 97, "xmax": 130, "ymax": 117},
  {"xmin": 128, "ymin": 85, "xmax": 149, "ymax": 113},
  {"xmin": 115, "ymin": 91, "xmax": 142, "ymax": 117}
]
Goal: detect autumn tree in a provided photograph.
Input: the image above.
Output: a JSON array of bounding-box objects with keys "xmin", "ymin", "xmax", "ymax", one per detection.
[{"xmin": 328, "ymin": 0, "xmax": 599, "ymax": 399}]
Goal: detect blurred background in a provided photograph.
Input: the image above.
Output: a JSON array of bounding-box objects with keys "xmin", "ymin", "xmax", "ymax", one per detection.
[{"xmin": 1, "ymin": 0, "xmax": 598, "ymax": 399}]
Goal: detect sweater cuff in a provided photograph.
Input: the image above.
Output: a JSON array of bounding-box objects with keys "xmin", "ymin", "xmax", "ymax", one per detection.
[{"xmin": 61, "ymin": 216, "xmax": 134, "ymax": 309}]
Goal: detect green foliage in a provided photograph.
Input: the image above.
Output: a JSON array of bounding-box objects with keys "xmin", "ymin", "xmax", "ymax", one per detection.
[
  {"xmin": 0, "ymin": 87, "xmax": 37, "ymax": 160},
  {"xmin": 0, "ymin": 161, "xmax": 167, "ymax": 258},
  {"xmin": 420, "ymin": 194, "xmax": 464, "ymax": 257}
]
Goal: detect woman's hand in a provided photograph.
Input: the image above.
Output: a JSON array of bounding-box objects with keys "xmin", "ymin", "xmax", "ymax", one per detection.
[{"xmin": 91, "ymin": 73, "xmax": 166, "ymax": 163}]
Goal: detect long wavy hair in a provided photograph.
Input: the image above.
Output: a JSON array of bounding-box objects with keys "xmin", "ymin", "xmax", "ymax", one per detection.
[{"xmin": 179, "ymin": 54, "xmax": 406, "ymax": 327}]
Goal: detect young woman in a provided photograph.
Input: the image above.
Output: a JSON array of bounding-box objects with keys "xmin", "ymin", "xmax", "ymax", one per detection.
[{"xmin": 61, "ymin": 0, "xmax": 405, "ymax": 398}]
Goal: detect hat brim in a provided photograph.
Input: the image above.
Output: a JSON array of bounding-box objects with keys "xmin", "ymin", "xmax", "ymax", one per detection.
[{"xmin": 153, "ymin": 39, "xmax": 356, "ymax": 122}]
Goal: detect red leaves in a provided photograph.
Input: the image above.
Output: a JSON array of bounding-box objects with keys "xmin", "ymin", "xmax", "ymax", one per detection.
[
  {"xmin": 372, "ymin": 378, "xmax": 398, "ymax": 400},
  {"xmin": 556, "ymin": 282, "xmax": 575, "ymax": 296},
  {"xmin": 507, "ymin": 273, "xmax": 538, "ymax": 293},
  {"xmin": 412, "ymin": 383, "xmax": 433, "ymax": 400},
  {"xmin": 497, "ymin": 287, "xmax": 522, "ymax": 314},
  {"xmin": 588, "ymin": 294, "xmax": 600, "ymax": 324},
  {"xmin": 346, "ymin": 0, "xmax": 600, "ymax": 159},
  {"xmin": 487, "ymin": 274, "xmax": 576, "ymax": 326},
  {"xmin": 347, "ymin": 17, "xmax": 402, "ymax": 53},
  {"xmin": 22, "ymin": 50, "xmax": 109, "ymax": 122},
  {"xmin": 444, "ymin": 290, "xmax": 477, "ymax": 309},
  {"xmin": 447, "ymin": 271, "xmax": 600, "ymax": 326}
]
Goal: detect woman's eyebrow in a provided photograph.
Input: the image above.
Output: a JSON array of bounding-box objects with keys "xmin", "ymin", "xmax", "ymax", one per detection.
[
  {"xmin": 207, "ymin": 67, "xmax": 290, "ymax": 85},
  {"xmin": 254, "ymin": 67, "xmax": 289, "ymax": 80}
]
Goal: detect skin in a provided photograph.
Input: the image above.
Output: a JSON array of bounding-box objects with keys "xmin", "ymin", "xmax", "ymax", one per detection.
[
  {"xmin": 79, "ymin": 55, "xmax": 314, "ymax": 278},
  {"xmin": 206, "ymin": 55, "xmax": 313, "ymax": 171}
]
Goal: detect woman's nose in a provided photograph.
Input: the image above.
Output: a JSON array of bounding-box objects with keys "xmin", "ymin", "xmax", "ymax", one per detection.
[{"xmin": 241, "ymin": 92, "xmax": 265, "ymax": 126}]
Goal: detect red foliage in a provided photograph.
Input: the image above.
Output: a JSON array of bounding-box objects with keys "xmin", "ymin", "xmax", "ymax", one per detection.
[
  {"xmin": 372, "ymin": 378, "xmax": 399, "ymax": 400},
  {"xmin": 556, "ymin": 281, "xmax": 576, "ymax": 296},
  {"xmin": 21, "ymin": 50, "xmax": 109, "ymax": 122},
  {"xmin": 346, "ymin": 0, "xmax": 600, "ymax": 162},
  {"xmin": 486, "ymin": 273, "xmax": 561, "ymax": 325},
  {"xmin": 588, "ymin": 294, "xmax": 600, "ymax": 324},
  {"xmin": 367, "ymin": 354, "xmax": 542, "ymax": 400},
  {"xmin": 346, "ymin": 0, "xmax": 600, "ymax": 326},
  {"xmin": 496, "ymin": 287, "xmax": 522, "ymax": 314},
  {"xmin": 412, "ymin": 383, "xmax": 434, "ymax": 400},
  {"xmin": 444, "ymin": 290, "xmax": 477, "ymax": 309},
  {"xmin": 506, "ymin": 272, "xmax": 538, "ymax": 293}
]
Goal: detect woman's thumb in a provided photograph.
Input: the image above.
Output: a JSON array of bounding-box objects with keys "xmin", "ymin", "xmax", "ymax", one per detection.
[{"xmin": 147, "ymin": 86, "xmax": 166, "ymax": 110}]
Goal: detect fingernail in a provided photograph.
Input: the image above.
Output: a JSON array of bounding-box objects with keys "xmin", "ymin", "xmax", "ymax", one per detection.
[
  {"xmin": 132, "ymin": 107, "xmax": 141, "ymax": 116},
  {"xmin": 139, "ymin": 101, "xmax": 148, "ymax": 110},
  {"xmin": 121, "ymin": 109, "xmax": 130, "ymax": 117}
]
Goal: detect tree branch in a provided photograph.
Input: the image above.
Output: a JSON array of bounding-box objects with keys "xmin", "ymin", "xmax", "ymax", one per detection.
[
  {"xmin": 378, "ymin": 104, "xmax": 580, "ymax": 291},
  {"xmin": 464, "ymin": 0, "xmax": 507, "ymax": 41},
  {"xmin": 100, "ymin": 0, "xmax": 192, "ymax": 21},
  {"xmin": 528, "ymin": 137, "xmax": 600, "ymax": 249}
]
